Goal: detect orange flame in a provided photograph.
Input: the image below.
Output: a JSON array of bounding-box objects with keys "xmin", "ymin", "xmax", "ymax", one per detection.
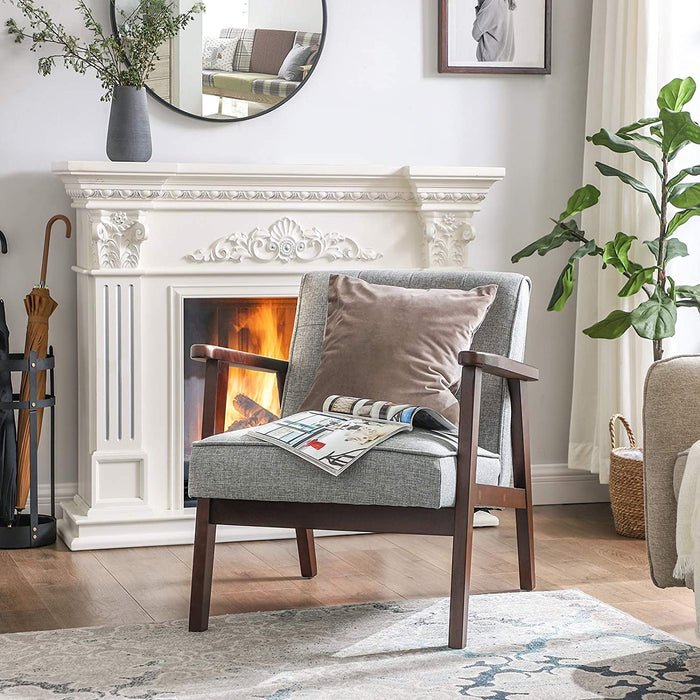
[{"xmin": 225, "ymin": 298, "xmax": 296, "ymax": 430}]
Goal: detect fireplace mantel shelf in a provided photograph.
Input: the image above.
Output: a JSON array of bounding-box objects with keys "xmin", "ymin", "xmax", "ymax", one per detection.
[
  {"xmin": 54, "ymin": 161, "xmax": 504, "ymax": 201},
  {"xmin": 54, "ymin": 161, "xmax": 505, "ymax": 550}
]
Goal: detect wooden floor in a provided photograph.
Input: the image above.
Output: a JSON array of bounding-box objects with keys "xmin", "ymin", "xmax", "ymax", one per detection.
[{"xmin": 0, "ymin": 504, "xmax": 696, "ymax": 644}]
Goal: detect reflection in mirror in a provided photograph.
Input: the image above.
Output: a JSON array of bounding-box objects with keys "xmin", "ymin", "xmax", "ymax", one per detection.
[{"xmin": 113, "ymin": 0, "xmax": 325, "ymax": 121}]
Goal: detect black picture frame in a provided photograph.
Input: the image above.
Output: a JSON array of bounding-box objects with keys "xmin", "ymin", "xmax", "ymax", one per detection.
[
  {"xmin": 438, "ymin": 0, "xmax": 551, "ymax": 75},
  {"xmin": 109, "ymin": 0, "xmax": 328, "ymax": 123}
]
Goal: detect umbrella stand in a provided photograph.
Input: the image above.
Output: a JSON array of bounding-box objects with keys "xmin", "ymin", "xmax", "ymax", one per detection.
[{"xmin": 0, "ymin": 348, "xmax": 56, "ymax": 548}]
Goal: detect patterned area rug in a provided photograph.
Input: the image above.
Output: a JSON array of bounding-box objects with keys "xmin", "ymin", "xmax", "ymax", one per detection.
[{"xmin": 1, "ymin": 590, "xmax": 698, "ymax": 699}]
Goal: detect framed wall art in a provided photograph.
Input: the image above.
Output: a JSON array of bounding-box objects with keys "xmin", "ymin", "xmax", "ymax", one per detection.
[{"xmin": 439, "ymin": 0, "xmax": 552, "ymax": 74}]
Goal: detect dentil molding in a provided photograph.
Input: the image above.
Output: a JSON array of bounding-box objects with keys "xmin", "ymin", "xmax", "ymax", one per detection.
[
  {"xmin": 91, "ymin": 210, "xmax": 148, "ymax": 269},
  {"xmin": 185, "ymin": 217, "xmax": 381, "ymax": 264}
]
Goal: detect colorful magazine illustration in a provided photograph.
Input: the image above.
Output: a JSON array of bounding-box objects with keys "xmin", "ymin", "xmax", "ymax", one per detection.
[{"xmin": 250, "ymin": 395, "xmax": 457, "ymax": 476}]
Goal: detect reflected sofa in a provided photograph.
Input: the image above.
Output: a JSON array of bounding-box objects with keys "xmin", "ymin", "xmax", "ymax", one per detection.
[{"xmin": 202, "ymin": 28, "xmax": 321, "ymax": 106}]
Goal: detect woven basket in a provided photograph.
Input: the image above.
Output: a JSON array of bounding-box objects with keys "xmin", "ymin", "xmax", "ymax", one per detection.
[{"xmin": 608, "ymin": 414, "xmax": 645, "ymax": 539}]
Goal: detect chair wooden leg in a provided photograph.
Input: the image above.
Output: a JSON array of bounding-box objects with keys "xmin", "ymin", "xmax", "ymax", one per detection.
[
  {"xmin": 295, "ymin": 528, "xmax": 317, "ymax": 578},
  {"xmin": 449, "ymin": 365, "xmax": 481, "ymax": 649},
  {"xmin": 189, "ymin": 498, "xmax": 217, "ymax": 632},
  {"xmin": 449, "ymin": 504, "xmax": 476, "ymax": 649},
  {"xmin": 509, "ymin": 378, "xmax": 535, "ymax": 591}
]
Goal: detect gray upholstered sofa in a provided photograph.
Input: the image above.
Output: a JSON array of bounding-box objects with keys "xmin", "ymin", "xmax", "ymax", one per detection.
[{"xmin": 644, "ymin": 355, "xmax": 700, "ymax": 589}]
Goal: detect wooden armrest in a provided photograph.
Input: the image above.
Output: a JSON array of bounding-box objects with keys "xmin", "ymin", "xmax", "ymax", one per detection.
[
  {"xmin": 458, "ymin": 351, "xmax": 539, "ymax": 382},
  {"xmin": 191, "ymin": 344, "xmax": 289, "ymax": 374}
]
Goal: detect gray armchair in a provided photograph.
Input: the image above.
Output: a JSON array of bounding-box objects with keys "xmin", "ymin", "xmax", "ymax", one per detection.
[
  {"xmin": 187, "ymin": 270, "xmax": 538, "ymax": 648},
  {"xmin": 644, "ymin": 354, "xmax": 700, "ymax": 589}
]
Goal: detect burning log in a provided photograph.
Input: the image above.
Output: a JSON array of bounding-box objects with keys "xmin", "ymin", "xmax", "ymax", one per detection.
[{"xmin": 227, "ymin": 394, "xmax": 278, "ymax": 431}]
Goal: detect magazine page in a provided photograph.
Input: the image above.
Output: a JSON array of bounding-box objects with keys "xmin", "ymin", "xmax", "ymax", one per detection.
[
  {"xmin": 252, "ymin": 411, "xmax": 409, "ymax": 476},
  {"xmin": 323, "ymin": 395, "xmax": 457, "ymax": 433}
]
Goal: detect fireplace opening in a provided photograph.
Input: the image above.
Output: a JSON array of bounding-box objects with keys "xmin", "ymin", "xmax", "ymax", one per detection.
[{"xmin": 183, "ymin": 297, "xmax": 297, "ymax": 507}]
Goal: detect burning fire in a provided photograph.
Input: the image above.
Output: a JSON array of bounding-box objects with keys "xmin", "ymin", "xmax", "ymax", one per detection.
[{"xmin": 225, "ymin": 298, "xmax": 296, "ymax": 430}]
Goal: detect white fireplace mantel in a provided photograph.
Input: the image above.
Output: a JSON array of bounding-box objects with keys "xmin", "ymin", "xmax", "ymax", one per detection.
[{"xmin": 53, "ymin": 161, "xmax": 504, "ymax": 550}]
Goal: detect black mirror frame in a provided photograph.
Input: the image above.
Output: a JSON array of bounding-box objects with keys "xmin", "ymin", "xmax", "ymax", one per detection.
[{"xmin": 109, "ymin": 0, "xmax": 327, "ymax": 123}]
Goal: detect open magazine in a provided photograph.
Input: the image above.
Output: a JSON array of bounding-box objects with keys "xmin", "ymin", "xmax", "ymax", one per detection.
[{"xmin": 250, "ymin": 395, "xmax": 457, "ymax": 476}]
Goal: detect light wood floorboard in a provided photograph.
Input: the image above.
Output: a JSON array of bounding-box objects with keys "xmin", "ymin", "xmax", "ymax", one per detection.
[{"xmin": 1, "ymin": 504, "xmax": 697, "ymax": 644}]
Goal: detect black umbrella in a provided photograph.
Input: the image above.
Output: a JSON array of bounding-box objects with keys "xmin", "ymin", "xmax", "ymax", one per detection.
[
  {"xmin": 0, "ymin": 230, "xmax": 16, "ymax": 525},
  {"xmin": 0, "ymin": 260, "xmax": 18, "ymax": 524}
]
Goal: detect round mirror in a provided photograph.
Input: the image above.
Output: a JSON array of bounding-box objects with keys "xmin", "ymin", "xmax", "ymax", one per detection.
[{"xmin": 111, "ymin": 0, "xmax": 326, "ymax": 122}]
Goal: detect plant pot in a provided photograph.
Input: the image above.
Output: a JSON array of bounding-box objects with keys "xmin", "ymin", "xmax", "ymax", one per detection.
[{"xmin": 106, "ymin": 86, "xmax": 152, "ymax": 163}]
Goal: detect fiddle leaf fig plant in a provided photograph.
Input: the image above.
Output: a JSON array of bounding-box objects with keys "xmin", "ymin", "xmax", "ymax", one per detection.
[
  {"xmin": 512, "ymin": 77, "xmax": 700, "ymax": 362},
  {"xmin": 6, "ymin": 0, "xmax": 204, "ymax": 100}
]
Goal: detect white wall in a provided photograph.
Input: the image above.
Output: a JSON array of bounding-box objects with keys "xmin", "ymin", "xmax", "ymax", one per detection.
[
  {"xmin": 248, "ymin": 0, "xmax": 323, "ymax": 33},
  {"xmin": 0, "ymin": 0, "xmax": 592, "ymax": 495}
]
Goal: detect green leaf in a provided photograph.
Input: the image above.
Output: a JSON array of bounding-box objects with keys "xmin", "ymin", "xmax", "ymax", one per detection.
[
  {"xmin": 667, "ymin": 208, "xmax": 700, "ymax": 236},
  {"xmin": 667, "ymin": 165, "xmax": 700, "ymax": 189},
  {"xmin": 618, "ymin": 267, "xmax": 655, "ymax": 297},
  {"xmin": 677, "ymin": 299, "xmax": 700, "ymax": 312},
  {"xmin": 657, "ymin": 77, "xmax": 696, "ymax": 112},
  {"xmin": 630, "ymin": 289, "xmax": 677, "ymax": 339},
  {"xmin": 650, "ymin": 126, "xmax": 663, "ymax": 139},
  {"xmin": 558, "ymin": 184, "xmax": 601, "ymax": 220},
  {"xmin": 620, "ymin": 132, "xmax": 662, "ymax": 150},
  {"xmin": 548, "ymin": 263, "xmax": 575, "ymax": 312},
  {"xmin": 643, "ymin": 237, "xmax": 689, "ymax": 262},
  {"xmin": 602, "ymin": 232, "xmax": 637, "ymax": 273},
  {"xmin": 669, "ymin": 182, "xmax": 700, "ymax": 208},
  {"xmin": 659, "ymin": 108, "xmax": 700, "ymax": 157},
  {"xmin": 583, "ymin": 310, "xmax": 632, "ymax": 339},
  {"xmin": 547, "ymin": 239, "xmax": 599, "ymax": 311},
  {"xmin": 587, "ymin": 129, "xmax": 662, "ymax": 177},
  {"xmin": 676, "ymin": 284, "xmax": 700, "ymax": 306},
  {"xmin": 617, "ymin": 117, "xmax": 661, "ymax": 134},
  {"xmin": 511, "ymin": 221, "xmax": 578, "ymax": 263},
  {"xmin": 595, "ymin": 162, "xmax": 661, "ymax": 215}
]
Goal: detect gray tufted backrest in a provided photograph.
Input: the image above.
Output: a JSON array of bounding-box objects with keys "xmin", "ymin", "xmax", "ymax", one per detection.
[{"xmin": 280, "ymin": 271, "xmax": 531, "ymax": 487}]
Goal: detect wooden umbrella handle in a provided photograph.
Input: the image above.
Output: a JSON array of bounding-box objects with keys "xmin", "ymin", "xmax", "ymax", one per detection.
[{"xmin": 40, "ymin": 215, "xmax": 72, "ymax": 287}]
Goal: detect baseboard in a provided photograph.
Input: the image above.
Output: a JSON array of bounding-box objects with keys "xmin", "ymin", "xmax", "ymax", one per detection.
[
  {"xmin": 531, "ymin": 464, "xmax": 610, "ymax": 505},
  {"xmin": 36, "ymin": 482, "xmax": 78, "ymax": 518}
]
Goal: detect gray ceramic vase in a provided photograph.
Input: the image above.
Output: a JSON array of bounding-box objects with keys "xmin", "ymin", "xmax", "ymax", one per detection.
[{"xmin": 106, "ymin": 86, "xmax": 152, "ymax": 163}]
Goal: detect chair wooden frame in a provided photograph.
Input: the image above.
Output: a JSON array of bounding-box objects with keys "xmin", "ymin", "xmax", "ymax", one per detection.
[{"xmin": 188, "ymin": 342, "xmax": 538, "ymax": 648}]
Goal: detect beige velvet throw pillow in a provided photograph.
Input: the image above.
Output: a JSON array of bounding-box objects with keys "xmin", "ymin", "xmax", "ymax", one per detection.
[{"xmin": 299, "ymin": 275, "xmax": 498, "ymax": 423}]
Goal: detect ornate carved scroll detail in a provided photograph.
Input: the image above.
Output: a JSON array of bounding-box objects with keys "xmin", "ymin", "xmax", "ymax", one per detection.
[
  {"xmin": 91, "ymin": 211, "xmax": 148, "ymax": 269},
  {"xmin": 185, "ymin": 217, "xmax": 382, "ymax": 264},
  {"xmin": 423, "ymin": 213, "xmax": 475, "ymax": 267}
]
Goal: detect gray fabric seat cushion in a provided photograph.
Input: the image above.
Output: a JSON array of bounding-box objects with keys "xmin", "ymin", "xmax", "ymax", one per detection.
[{"xmin": 188, "ymin": 428, "xmax": 500, "ymax": 509}]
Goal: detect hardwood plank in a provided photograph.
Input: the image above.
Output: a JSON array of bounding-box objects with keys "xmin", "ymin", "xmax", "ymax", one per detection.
[
  {"xmin": 0, "ymin": 551, "xmax": 60, "ymax": 633},
  {"xmin": 94, "ymin": 547, "xmax": 191, "ymax": 623},
  {"xmin": 5, "ymin": 546, "xmax": 149, "ymax": 631}
]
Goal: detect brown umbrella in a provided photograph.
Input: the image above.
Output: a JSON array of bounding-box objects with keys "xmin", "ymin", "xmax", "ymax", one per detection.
[{"xmin": 15, "ymin": 215, "xmax": 71, "ymax": 511}]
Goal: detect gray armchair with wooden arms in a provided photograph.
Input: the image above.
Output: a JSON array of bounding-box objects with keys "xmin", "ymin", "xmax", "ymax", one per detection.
[{"xmin": 187, "ymin": 270, "xmax": 538, "ymax": 649}]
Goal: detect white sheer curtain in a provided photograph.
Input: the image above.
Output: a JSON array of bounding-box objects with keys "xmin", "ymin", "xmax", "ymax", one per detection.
[{"xmin": 568, "ymin": 0, "xmax": 667, "ymax": 481}]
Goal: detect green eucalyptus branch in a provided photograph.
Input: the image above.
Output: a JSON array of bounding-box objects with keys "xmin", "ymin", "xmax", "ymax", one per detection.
[
  {"xmin": 6, "ymin": 0, "xmax": 204, "ymax": 100},
  {"xmin": 512, "ymin": 77, "xmax": 700, "ymax": 362}
]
